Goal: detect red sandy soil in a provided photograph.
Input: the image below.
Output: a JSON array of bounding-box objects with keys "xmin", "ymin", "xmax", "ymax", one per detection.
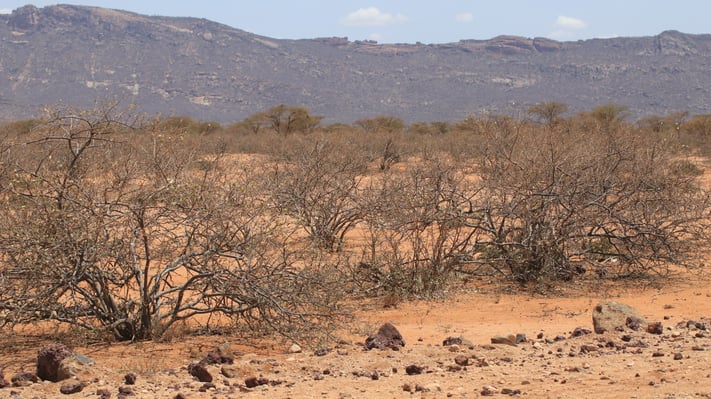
[{"xmin": 1, "ymin": 274, "xmax": 710, "ymax": 398}]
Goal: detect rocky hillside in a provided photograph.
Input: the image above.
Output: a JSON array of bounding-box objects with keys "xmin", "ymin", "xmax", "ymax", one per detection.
[{"xmin": 1, "ymin": 4, "xmax": 710, "ymax": 123}]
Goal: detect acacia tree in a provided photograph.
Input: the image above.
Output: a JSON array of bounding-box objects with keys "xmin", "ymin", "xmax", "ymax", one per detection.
[
  {"xmin": 0, "ymin": 105, "xmax": 344, "ymax": 341},
  {"xmin": 466, "ymin": 118, "xmax": 711, "ymax": 283},
  {"xmin": 244, "ymin": 105, "xmax": 322, "ymax": 135},
  {"xmin": 356, "ymin": 157, "xmax": 478, "ymax": 296},
  {"xmin": 267, "ymin": 137, "xmax": 367, "ymax": 252}
]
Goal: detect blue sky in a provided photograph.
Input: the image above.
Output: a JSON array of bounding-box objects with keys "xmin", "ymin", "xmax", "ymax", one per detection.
[{"xmin": 1, "ymin": 1, "xmax": 709, "ymax": 43}]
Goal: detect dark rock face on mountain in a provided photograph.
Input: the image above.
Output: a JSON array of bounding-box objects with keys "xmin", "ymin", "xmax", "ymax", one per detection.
[{"xmin": 1, "ymin": 5, "xmax": 710, "ymax": 123}]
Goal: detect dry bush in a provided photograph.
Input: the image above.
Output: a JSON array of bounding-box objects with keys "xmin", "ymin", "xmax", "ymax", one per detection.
[
  {"xmin": 0, "ymin": 104, "xmax": 346, "ymax": 343},
  {"xmin": 466, "ymin": 118, "xmax": 710, "ymax": 283},
  {"xmin": 266, "ymin": 136, "xmax": 369, "ymax": 252},
  {"xmin": 355, "ymin": 156, "xmax": 478, "ymax": 297}
]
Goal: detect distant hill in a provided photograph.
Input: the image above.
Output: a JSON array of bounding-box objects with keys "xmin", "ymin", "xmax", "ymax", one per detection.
[{"xmin": 1, "ymin": 4, "xmax": 710, "ymax": 123}]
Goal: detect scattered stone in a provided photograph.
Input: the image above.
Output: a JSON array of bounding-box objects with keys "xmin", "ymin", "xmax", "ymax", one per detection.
[
  {"xmin": 201, "ymin": 343, "xmax": 234, "ymax": 366},
  {"xmin": 365, "ymin": 323, "xmax": 405, "ymax": 350},
  {"xmin": 405, "ymin": 365, "xmax": 424, "ymax": 375},
  {"xmin": 647, "ymin": 322, "xmax": 664, "ymax": 335},
  {"xmin": 571, "ymin": 327, "xmax": 592, "ymax": 338},
  {"xmin": 579, "ymin": 344, "xmax": 598, "ymax": 354},
  {"xmin": 491, "ymin": 334, "xmax": 518, "ymax": 346},
  {"xmin": 515, "ymin": 333, "xmax": 527, "ymax": 344},
  {"xmin": 11, "ymin": 372, "xmax": 38, "ymax": 387},
  {"xmin": 244, "ymin": 376, "xmax": 269, "ymax": 388},
  {"xmin": 501, "ymin": 388, "xmax": 522, "ymax": 395},
  {"xmin": 288, "ymin": 344, "xmax": 302, "ymax": 354},
  {"xmin": 96, "ymin": 388, "xmax": 111, "ymax": 399},
  {"xmin": 173, "ymin": 394, "xmax": 187, "ymax": 399},
  {"xmin": 652, "ymin": 351, "xmax": 664, "ymax": 357},
  {"xmin": 0, "ymin": 372, "xmax": 8, "ymax": 388},
  {"xmin": 442, "ymin": 336, "xmax": 463, "ymax": 346},
  {"xmin": 481, "ymin": 385, "xmax": 499, "ymax": 396},
  {"xmin": 59, "ymin": 380, "xmax": 85, "ymax": 395},
  {"xmin": 221, "ymin": 365, "xmax": 238, "ymax": 378},
  {"xmin": 187, "ymin": 362, "xmax": 213, "ymax": 383},
  {"xmin": 124, "ymin": 373, "xmax": 136, "ymax": 385},
  {"xmin": 674, "ymin": 353, "xmax": 683, "ymax": 360},
  {"xmin": 37, "ymin": 343, "xmax": 73, "ymax": 382},
  {"xmin": 314, "ymin": 348, "xmax": 330, "ymax": 357},
  {"xmin": 118, "ymin": 386, "xmax": 134, "ymax": 396},
  {"xmin": 447, "ymin": 364, "xmax": 462, "ymax": 372},
  {"xmin": 593, "ymin": 302, "xmax": 647, "ymax": 334},
  {"xmin": 58, "ymin": 354, "xmax": 95, "ymax": 381},
  {"xmin": 454, "ymin": 355, "xmax": 470, "ymax": 366},
  {"xmin": 626, "ymin": 316, "xmax": 645, "ymax": 331},
  {"xmin": 198, "ymin": 382, "xmax": 216, "ymax": 392}
]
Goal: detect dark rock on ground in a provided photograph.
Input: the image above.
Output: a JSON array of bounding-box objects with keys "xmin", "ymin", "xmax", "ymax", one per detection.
[
  {"xmin": 443, "ymin": 336, "xmax": 473, "ymax": 347},
  {"xmin": 11, "ymin": 372, "xmax": 38, "ymax": 387},
  {"xmin": 244, "ymin": 376, "xmax": 269, "ymax": 388},
  {"xmin": 593, "ymin": 302, "xmax": 648, "ymax": 334},
  {"xmin": 59, "ymin": 380, "xmax": 85, "ymax": 395},
  {"xmin": 198, "ymin": 382, "xmax": 216, "ymax": 392},
  {"xmin": 314, "ymin": 348, "xmax": 330, "ymax": 356},
  {"xmin": 0, "ymin": 371, "xmax": 8, "ymax": 388},
  {"xmin": 201, "ymin": 342, "xmax": 234, "ymax": 365},
  {"xmin": 454, "ymin": 355, "xmax": 470, "ymax": 366},
  {"xmin": 405, "ymin": 365, "xmax": 424, "ymax": 375},
  {"xmin": 571, "ymin": 327, "xmax": 592, "ymax": 338},
  {"xmin": 647, "ymin": 321, "xmax": 664, "ymax": 334},
  {"xmin": 96, "ymin": 388, "xmax": 111, "ymax": 399},
  {"xmin": 123, "ymin": 373, "xmax": 136, "ymax": 385},
  {"xmin": 365, "ymin": 323, "xmax": 405, "ymax": 350},
  {"xmin": 37, "ymin": 343, "xmax": 73, "ymax": 382},
  {"xmin": 188, "ymin": 362, "xmax": 213, "ymax": 383},
  {"xmin": 118, "ymin": 386, "xmax": 134, "ymax": 397},
  {"xmin": 491, "ymin": 335, "xmax": 518, "ymax": 346}
]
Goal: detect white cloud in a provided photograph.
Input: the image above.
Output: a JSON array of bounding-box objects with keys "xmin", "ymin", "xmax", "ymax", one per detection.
[
  {"xmin": 455, "ymin": 12, "xmax": 474, "ymax": 23},
  {"xmin": 341, "ymin": 7, "xmax": 409, "ymax": 27},
  {"xmin": 554, "ymin": 16, "xmax": 587, "ymax": 30},
  {"xmin": 0, "ymin": 8, "xmax": 12, "ymax": 14}
]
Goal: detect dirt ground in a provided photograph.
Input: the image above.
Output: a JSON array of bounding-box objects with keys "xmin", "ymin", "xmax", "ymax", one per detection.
[{"xmin": 1, "ymin": 273, "xmax": 710, "ymax": 399}]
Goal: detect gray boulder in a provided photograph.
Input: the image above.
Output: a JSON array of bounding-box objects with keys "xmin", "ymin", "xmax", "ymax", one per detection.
[{"xmin": 592, "ymin": 302, "xmax": 648, "ymax": 334}]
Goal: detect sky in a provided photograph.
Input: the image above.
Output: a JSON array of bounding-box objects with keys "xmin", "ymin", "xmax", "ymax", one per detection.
[{"xmin": 1, "ymin": 1, "xmax": 710, "ymax": 44}]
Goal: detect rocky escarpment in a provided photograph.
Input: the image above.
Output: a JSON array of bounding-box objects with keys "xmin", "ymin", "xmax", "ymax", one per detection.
[{"xmin": 1, "ymin": 5, "xmax": 711, "ymax": 123}]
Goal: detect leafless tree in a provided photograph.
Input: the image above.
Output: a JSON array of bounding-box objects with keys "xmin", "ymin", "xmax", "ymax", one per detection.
[{"xmin": 0, "ymin": 104, "xmax": 345, "ymax": 342}]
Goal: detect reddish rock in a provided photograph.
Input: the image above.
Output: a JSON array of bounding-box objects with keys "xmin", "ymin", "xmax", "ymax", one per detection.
[
  {"xmin": 37, "ymin": 343, "xmax": 73, "ymax": 382},
  {"xmin": 244, "ymin": 376, "xmax": 269, "ymax": 388},
  {"xmin": 11, "ymin": 372, "xmax": 38, "ymax": 387},
  {"xmin": 454, "ymin": 355, "xmax": 470, "ymax": 366},
  {"xmin": 59, "ymin": 380, "xmax": 85, "ymax": 394},
  {"xmin": 188, "ymin": 362, "xmax": 213, "ymax": 382},
  {"xmin": 365, "ymin": 323, "xmax": 405, "ymax": 350},
  {"xmin": 647, "ymin": 321, "xmax": 664, "ymax": 335},
  {"xmin": 405, "ymin": 365, "xmax": 424, "ymax": 375},
  {"xmin": 124, "ymin": 373, "xmax": 136, "ymax": 385}
]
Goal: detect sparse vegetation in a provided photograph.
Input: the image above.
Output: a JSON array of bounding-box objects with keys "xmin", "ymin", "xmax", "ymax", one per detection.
[{"xmin": 1, "ymin": 101, "xmax": 709, "ymax": 343}]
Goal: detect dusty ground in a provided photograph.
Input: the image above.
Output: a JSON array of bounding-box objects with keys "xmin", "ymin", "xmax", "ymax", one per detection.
[{"xmin": 1, "ymin": 274, "xmax": 710, "ymax": 399}]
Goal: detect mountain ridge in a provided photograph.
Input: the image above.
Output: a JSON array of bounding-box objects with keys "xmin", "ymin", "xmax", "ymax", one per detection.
[{"xmin": 1, "ymin": 4, "xmax": 710, "ymax": 123}]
